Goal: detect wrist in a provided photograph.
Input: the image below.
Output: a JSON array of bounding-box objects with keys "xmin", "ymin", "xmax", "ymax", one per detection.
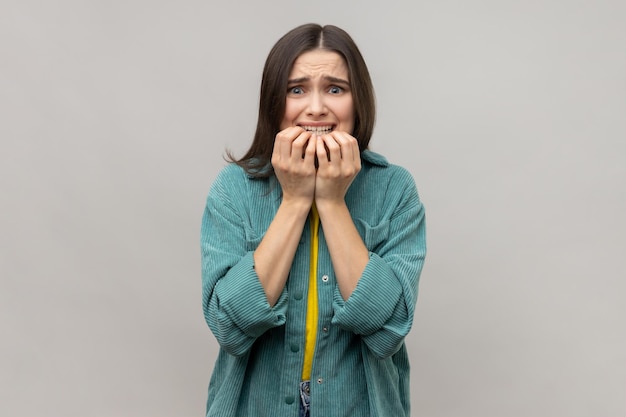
[
  {"xmin": 314, "ymin": 198, "xmax": 348, "ymax": 216},
  {"xmin": 280, "ymin": 196, "xmax": 314, "ymax": 217}
]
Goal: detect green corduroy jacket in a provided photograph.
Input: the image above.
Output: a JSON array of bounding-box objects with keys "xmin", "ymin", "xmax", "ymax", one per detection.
[{"xmin": 200, "ymin": 150, "xmax": 427, "ymax": 417}]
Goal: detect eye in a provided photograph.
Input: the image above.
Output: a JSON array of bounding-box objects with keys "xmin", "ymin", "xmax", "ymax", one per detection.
[
  {"xmin": 328, "ymin": 86, "xmax": 343, "ymax": 94},
  {"xmin": 288, "ymin": 86, "xmax": 304, "ymax": 95}
]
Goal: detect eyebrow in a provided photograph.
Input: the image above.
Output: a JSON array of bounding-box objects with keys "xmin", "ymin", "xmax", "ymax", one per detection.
[{"xmin": 287, "ymin": 76, "xmax": 350, "ymax": 86}]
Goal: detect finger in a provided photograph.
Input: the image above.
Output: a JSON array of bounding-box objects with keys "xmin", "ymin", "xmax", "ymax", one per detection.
[
  {"xmin": 316, "ymin": 135, "xmax": 330, "ymax": 167},
  {"xmin": 321, "ymin": 134, "xmax": 341, "ymax": 163},
  {"xmin": 302, "ymin": 133, "xmax": 317, "ymax": 163},
  {"xmin": 330, "ymin": 131, "xmax": 358, "ymax": 162},
  {"xmin": 274, "ymin": 126, "xmax": 304, "ymax": 159},
  {"xmin": 292, "ymin": 130, "xmax": 312, "ymax": 159}
]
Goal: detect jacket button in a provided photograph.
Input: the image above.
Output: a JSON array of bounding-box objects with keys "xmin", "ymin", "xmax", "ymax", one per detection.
[
  {"xmin": 290, "ymin": 344, "xmax": 299, "ymax": 353},
  {"xmin": 285, "ymin": 395, "xmax": 295, "ymax": 404},
  {"xmin": 293, "ymin": 291, "xmax": 303, "ymax": 300},
  {"xmin": 317, "ymin": 378, "xmax": 323, "ymax": 384},
  {"xmin": 322, "ymin": 326, "xmax": 328, "ymax": 332},
  {"xmin": 321, "ymin": 274, "xmax": 329, "ymax": 282}
]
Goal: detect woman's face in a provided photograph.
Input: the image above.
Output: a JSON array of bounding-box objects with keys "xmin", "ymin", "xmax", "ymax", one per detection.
[{"xmin": 280, "ymin": 49, "xmax": 355, "ymax": 135}]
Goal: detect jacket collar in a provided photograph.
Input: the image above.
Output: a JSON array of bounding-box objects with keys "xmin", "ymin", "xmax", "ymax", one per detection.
[{"xmin": 361, "ymin": 149, "xmax": 389, "ymax": 167}]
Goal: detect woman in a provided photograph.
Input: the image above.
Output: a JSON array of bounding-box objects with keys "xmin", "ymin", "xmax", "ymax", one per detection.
[{"xmin": 201, "ymin": 23, "xmax": 426, "ymax": 417}]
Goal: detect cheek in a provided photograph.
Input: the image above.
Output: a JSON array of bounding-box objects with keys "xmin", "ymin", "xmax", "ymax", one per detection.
[
  {"xmin": 340, "ymin": 98, "xmax": 355, "ymax": 128},
  {"xmin": 280, "ymin": 100, "xmax": 298, "ymax": 129}
]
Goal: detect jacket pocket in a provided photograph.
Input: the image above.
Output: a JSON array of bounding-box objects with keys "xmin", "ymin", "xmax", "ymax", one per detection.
[
  {"xmin": 354, "ymin": 218, "xmax": 390, "ymax": 252},
  {"xmin": 244, "ymin": 226, "xmax": 263, "ymax": 252}
]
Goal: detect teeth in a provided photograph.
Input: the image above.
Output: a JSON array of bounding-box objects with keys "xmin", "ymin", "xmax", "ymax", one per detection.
[{"xmin": 301, "ymin": 126, "xmax": 333, "ymax": 134}]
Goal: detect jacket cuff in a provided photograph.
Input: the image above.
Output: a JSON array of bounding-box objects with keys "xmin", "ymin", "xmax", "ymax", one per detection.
[
  {"xmin": 331, "ymin": 252, "xmax": 402, "ymax": 335},
  {"xmin": 215, "ymin": 252, "xmax": 288, "ymax": 337}
]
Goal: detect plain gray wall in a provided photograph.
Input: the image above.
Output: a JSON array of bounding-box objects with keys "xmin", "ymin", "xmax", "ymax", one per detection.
[{"xmin": 1, "ymin": 0, "xmax": 625, "ymax": 416}]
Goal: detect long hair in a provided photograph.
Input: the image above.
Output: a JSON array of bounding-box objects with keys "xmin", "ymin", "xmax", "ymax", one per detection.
[{"xmin": 228, "ymin": 24, "xmax": 376, "ymax": 178}]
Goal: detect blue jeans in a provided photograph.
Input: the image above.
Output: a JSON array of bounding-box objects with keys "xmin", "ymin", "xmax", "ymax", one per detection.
[{"xmin": 299, "ymin": 380, "xmax": 310, "ymax": 417}]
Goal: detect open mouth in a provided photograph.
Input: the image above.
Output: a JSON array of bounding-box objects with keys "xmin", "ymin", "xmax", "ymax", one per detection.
[{"xmin": 300, "ymin": 125, "xmax": 335, "ymax": 135}]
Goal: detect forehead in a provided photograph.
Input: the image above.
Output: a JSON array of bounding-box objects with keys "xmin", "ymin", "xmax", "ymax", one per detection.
[{"xmin": 289, "ymin": 49, "xmax": 349, "ymax": 79}]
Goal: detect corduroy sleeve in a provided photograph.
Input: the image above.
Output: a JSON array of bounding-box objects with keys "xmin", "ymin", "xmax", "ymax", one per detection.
[
  {"xmin": 331, "ymin": 168, "xmax": 426, "ymax": 359},
  {"xmin": 200, "ymin": 167, "xmax": 288, "ymax": 357}
]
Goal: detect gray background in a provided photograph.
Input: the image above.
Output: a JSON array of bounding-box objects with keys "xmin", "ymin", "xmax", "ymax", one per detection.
[{"xmin": 1, "ymin": 0, "xmax": 624, "ymax": 416}]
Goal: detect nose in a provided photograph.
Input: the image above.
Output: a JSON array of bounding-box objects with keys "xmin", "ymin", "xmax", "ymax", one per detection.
[{"xmin": 306, "ymin": 90, "xmax": 327, "ymax": 117}]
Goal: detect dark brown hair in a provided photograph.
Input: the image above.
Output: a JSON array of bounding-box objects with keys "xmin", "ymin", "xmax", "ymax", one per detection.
[{"xmin": 228, "ymin": 24, "xmax": 376, "ymax": 177}]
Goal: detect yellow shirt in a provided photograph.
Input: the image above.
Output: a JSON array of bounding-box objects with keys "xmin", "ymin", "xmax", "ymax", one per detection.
[{"xmin": 301, "ymin": 204, "xmax": 319, "ymax": 380}]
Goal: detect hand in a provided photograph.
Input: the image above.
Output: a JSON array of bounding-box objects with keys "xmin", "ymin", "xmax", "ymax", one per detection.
[
  {"xmin": 271, "ymin": 127, "xmax": 317, "ymax": 205},
  {"xmin": 314, "ymin": 131, "xmax": 361, "ymax": 205}
]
